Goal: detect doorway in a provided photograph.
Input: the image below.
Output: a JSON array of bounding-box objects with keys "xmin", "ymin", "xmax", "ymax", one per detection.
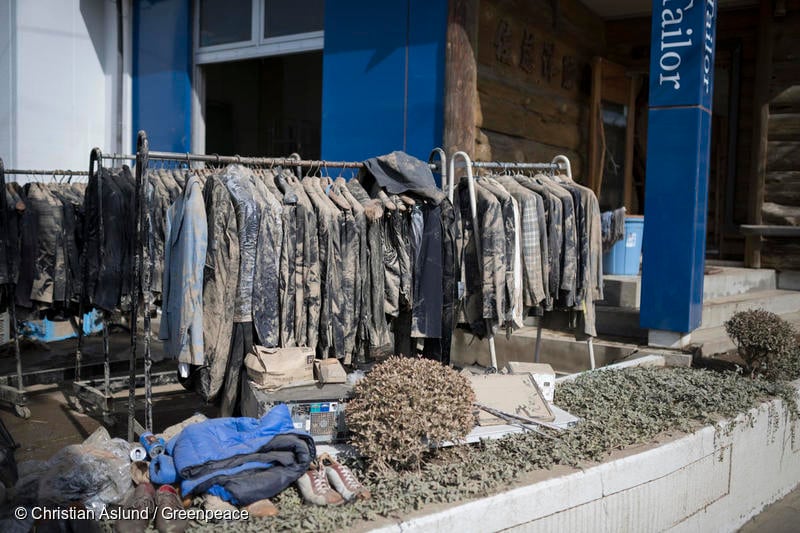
[{"xmin": 203, "ymin": 51, "xmax": 322, "ymax": 159}]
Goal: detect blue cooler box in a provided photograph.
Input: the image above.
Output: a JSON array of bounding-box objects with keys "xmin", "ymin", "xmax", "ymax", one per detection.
[{"xmin": 603, "ymin": 216, "xmax": 644, "ymax": 275}]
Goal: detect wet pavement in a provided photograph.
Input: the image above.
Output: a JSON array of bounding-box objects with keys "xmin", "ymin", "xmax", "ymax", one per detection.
[{"xmin": 738, "ymin": 487, "xmax": 800, "ymax": 533}]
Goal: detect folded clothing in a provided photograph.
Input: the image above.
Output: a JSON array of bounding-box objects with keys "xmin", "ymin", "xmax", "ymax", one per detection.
[
  {"xmin": 601, "ymin": 207, "xmax": 626, "ymax": 252},
  {"xmin": 166, "ymin": 404, "xmax": 315, "ymax": 506}
]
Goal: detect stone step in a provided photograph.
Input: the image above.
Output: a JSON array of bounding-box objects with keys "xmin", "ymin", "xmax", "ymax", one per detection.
[
  {"xmin": 700, "ymin": 289, "xmax": 800, "ymax": 329},
  {"xmin": 692, "ymin": 311, "xmax": 800, "ymax": 357},
  {"xmin": 702, "ymin": 267, "xmax": 776, "ymax": 299}
]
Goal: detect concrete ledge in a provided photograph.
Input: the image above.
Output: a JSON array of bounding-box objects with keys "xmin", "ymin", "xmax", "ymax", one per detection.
[{"xmin": 371, "ymin": 381, "xmax": 800, "ymax": 533}]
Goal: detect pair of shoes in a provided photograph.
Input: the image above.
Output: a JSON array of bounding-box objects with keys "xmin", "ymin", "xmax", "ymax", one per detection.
[
  {"xmin": 296, "ymin": 453, "xmax": 371, "ymax": 506},
  {"xmin": 115, "ymin": 483, "xmax": 187, "ymax": 533},
  {"xmin": 319, "ymin": 453, "xmax": 371, "ymax": 501}
]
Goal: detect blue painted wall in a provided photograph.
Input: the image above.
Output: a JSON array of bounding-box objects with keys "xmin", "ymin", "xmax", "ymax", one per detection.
[
  {"xmin": 321, "ymin": 0, "xmax": 448, "ymax": 163},
  {"xmin": 132, "ymin": 0, "xmax": 192, "ymax": 152}
]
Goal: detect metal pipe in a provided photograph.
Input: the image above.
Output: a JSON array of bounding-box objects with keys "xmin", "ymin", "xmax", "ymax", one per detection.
[
  {"xmin": 552, "ymin": 155, "xmax": 573, "ymax": 179},
  {"xmin": 4, "ymin": 169, "xmax": 89, "ymax": 176},
  {"xmin": 428, "ymin": 147, "xmax": 448, "ymax": 197}
]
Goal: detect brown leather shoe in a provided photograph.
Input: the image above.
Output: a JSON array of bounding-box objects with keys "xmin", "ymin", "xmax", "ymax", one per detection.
[
  {"xmin": 115, "ymin": 482, "xmax": 155, "ymax": 533},
  {"xmin": 245, "ymin": 498, "xmax": 279, "ymax": 517},
  {"xmin": 154, "ymin": 485, "xmax": 187, "ymax": 533}
]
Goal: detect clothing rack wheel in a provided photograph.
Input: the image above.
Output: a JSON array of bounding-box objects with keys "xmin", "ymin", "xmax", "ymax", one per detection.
[
  {"xmin": 0, "ymin": 158, "xmax": 30, "ymax": 418},
  {"xmin": 0, "ymin": 301, "xmax": 30, "ymax": 419}
]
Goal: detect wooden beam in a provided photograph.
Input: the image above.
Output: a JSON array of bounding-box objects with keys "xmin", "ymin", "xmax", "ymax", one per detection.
[
  {"xmin": 745, "ymin": 0, "xmax": 775, "ymax": 268},
  {"xmin": 624, "ymin": 74, "xmax": 641, "ymax": 213},
  {"xmin": 443, "ymin": 0, "xmax": 479, "ymax": 158},
  {"xmin": 588, "ymin": 57, "xmax": 603, "ymax": 193}
]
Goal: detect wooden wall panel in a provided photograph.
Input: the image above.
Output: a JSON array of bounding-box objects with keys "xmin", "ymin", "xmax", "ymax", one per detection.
[{"xmin": 474, "ymin": 0, "xmax": 605, "ymax": 180}]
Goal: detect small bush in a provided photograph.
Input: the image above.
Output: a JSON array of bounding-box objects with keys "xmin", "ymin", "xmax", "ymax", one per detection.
[
  {"xmin": 345, "ymin": 356, "xmax": 475, "ymax": 471},
  {"xmin": 724, "ymin": 309, "xmax": 800, "ymax": 381}
]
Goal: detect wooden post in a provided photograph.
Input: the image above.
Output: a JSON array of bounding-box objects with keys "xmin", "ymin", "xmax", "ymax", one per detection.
[
  {"xmin": 623, "ymin": 74, "xmax": 641, "ymax": 213},
  {"xmin": 443, "ymin": 0, "xmax": 479, "ymax": 158},
  {"xmin": 745, "ymin": 0, "xmax": 774, "ymax": 268}
]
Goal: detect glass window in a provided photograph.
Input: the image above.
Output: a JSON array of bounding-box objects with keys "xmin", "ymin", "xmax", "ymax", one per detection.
[
  {"xmin": 264, "ymin": 0, "xmax": 324, "ymax": 39},
  {"xmin": 200, "ymin": 0, "xmax": 252, "ymax": 47}
]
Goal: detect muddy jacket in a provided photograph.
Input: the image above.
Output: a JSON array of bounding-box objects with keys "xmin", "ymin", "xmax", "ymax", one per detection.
[
  {"xmin": 159, "ymin": 174, "xmax": 208, "ymax": 365},
  {"xmin": 197, "ymin": 174, "xmax": 239, "ymax": 402}
]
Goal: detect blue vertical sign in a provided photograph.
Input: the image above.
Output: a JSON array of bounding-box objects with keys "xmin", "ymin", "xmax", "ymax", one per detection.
[{"xmin": 640, "ymin": 0, "xmax": 718, "ymax": 335}]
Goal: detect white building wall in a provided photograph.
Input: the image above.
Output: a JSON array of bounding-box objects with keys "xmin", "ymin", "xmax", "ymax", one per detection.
[{"xmin": 0, "ymin": 0, "xmax": 130, "ymax": 175}]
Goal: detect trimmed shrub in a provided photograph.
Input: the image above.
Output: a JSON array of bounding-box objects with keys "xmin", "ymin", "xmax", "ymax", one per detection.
[
  {"xmin": 724, "ymin": 309, "xmax": 800, "ymax": 381},
  {"xmin": 345, "ymin": 357, "xmax": 475, "ymax": 471}
]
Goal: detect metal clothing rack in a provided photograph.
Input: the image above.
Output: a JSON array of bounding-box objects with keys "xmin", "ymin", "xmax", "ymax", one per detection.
[
  {"xmin": 0, "ymin": 162, "xmax": 91, "ymax": 418},
  {"xmin": 126, "ymin": 130, "xmax": 449, "ymax": 439},
  {"xmin": 446, "ymin": 151, "xmax": 596, "ymax": 372}
]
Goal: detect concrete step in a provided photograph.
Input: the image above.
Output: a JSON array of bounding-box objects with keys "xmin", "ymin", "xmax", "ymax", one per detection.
[
  {"xmin": 700, "ymin": 289, "xmax": 800, "ymax": 329},
  {"xmin": 595, "ymin": 306, "xmax": 647, "ymax": 342},
  {"xmin": 692, "ymin": 311, "xmax": 800, "ymax": 357},
  {"xmin": 600, "ymin": 268, "xmax": 777, "ymax": 310},
  {"xmin": 450, "ymin": 326, "xmax": 690, "ymax": 375},
  {"xmin": 600, "ymin": 275, "xmax": 641, "ymax": 308},
  {"xmin": 702, "ymin": 267, "xmax": 776, "ymax": 299}
]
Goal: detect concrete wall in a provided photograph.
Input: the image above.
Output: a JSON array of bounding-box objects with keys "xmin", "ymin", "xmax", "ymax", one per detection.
[
  {"xmin": 0, "ymin": 0, "xmax": 130, "ymax": 173},
  {"xmin": 373, "ymin": 382, "xmax": 800, "ymax": 532}
]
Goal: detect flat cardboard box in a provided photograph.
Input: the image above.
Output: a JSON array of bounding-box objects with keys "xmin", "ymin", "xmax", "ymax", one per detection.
[
  {"xmin": 467, "ymin": 373, "xmax": 555, "ymax": 426},
  {"xmin": 314, "ymin": 358, "xmax": 347, "ymax": 384},
  {"xmin": 505, "ymin": 362, "xmax": 556, "ymax": 402}
]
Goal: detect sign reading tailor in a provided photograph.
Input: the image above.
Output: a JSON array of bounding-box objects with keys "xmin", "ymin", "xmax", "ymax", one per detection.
[
  {"xmin": 640, "ymin": 0, "xmax": 718, "ymax": 335},
  {"xmin": 649, "ymin": 0, "xmax": 718, "ymax": 110}
]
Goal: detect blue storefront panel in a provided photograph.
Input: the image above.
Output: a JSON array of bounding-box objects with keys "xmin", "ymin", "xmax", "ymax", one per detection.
[
  {"xmin": 132, "ymin": 0, "xmax": 192, "ymax": 153},
  {"xmin": 321, "ymin": 0, "xmax": 447, "ymax": 165}
]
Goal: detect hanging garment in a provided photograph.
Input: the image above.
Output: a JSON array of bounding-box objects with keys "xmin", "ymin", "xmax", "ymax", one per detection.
[
  {"xmin": 537, "ymin": 176, "xmax": 578, "ymax": 308},
  {"xmin": 251, "ymin": 175, "xmax": 282, "ymax": 348},
  {"xmin": 329, "ymin": 179, "xmax": 358, "ymax": 363},
  {"xmin": 346, "ymin": 179, "xmax": 392, "ymax": 359},
  {"xmin": 494, "ymin": 176, "xmax": 548, "ymax": 309},
  {"xmin": 455, "ymin": 177, "xmax": 505, "ymax": 337},
  {"xmin": 478, "ymin": 179, "xmax": 518, "ymax": 329},
  {"xmin": 49, "ymin": 184, "xmax": 86, "ymax": 306},
  {"xmin": 197, "ymin": 174, "xmax": 240, "ymax": 403},
  {"xmin": 336, "ymin": 177, "xmax": 368, "ymax": 362},
  {"xmin": 159, "ymin": 173, "xmax": 208, "ymax": 366},
  {"xmin": 268, "ymin": 170, "xmax": 298, "ymax": 349},
  {"xmin": 220, "ymin": 321, "xmax": 254, "ymax": 417},
  {"xmin": 303, "ymin": 177, "xmax": 345, "ymax": 359},
  {"xmin": 224, "ymin": 166, "xmax": 262, "ymax": 324},
  {"xmin": 514, "ymin": 176, "xmax": 562, "ymax": 310},
  {"xmin": 411, "ymin": 202, "xmax": 444, "ymax": 339},
  {"xmin": 289, "ymin": 174, "xmax": 320, "ymax": 350}
]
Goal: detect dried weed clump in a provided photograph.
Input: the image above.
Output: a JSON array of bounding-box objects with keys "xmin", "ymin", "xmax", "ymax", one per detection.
[
  {"xmin": 725, "ymin": 309, "xmax": 800, "ymax": 381},
  {"xmin": 346, "ymin": 356, "xmax": 475, "ymax": 471}
]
